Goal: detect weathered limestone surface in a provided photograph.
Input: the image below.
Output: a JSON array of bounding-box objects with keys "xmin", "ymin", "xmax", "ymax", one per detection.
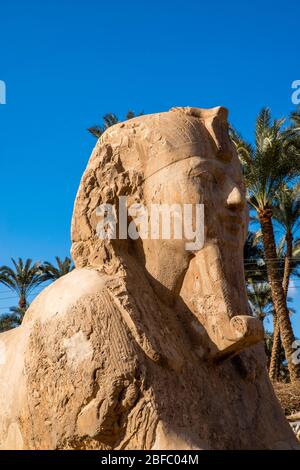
[
  {"xmin": 288, "ymin": 413, "xmax": 300, "ymax": 441},
  {"xmin": 0, "ymin": 107, "xmax": 299, "ymax": 449}
]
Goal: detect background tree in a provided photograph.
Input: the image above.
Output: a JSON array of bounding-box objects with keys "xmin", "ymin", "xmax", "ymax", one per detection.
[
  {"xmin": 88, "ymin": 110, "xmax": 143, "ymax": 138},
  {"xmin": 42, "ymin": 256, "xmax": 74, "ymax": 281},
  {"xmin": 0, "ymin": 258, "xmax": 46, "ymax": 311},
  {"xmin": 273, "ymin": 184, "xmax": 300, "ymax": 296},
  {"xmin": 231, "ymin": 108, "xmax": 300, "ymax": 381},
  {"xmin": 269, "ymin": 185, "xmax": 300, "ymax": 377},
  {"xmin": 290, "ymin": 109, "xmax": 300, "ymax": 130},
  {"xmin": 264, "ymin": 331, "xmax": 290, "ymax": 382},
  {"xmin": 244, "ymin": 231, "xmax": 267, "ymax": 284},
  {"xmin": 0, "ymin": 313, "xmax": 21, "ymax": 333},
  {"xmin": 247, "ymin": 281, "xmax": 273, "ymax": 321}
]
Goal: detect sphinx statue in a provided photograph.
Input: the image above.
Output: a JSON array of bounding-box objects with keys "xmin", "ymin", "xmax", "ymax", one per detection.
[{"xmin": 0, "ymin": 106, "xmax": 298, "ymax": 450}]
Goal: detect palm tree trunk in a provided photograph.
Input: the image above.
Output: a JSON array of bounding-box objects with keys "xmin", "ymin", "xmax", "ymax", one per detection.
[
  {"xmin": 283, "ymin": 231, "xmax": 293, "ymax": 297},
  {"xmin": 259, "ymin": 210, "xmax": 300, "ymax": 382},
  {"xmin": 269, "ymin": 231, "xmax": 293, "ymax": 380},
  {"xmin": 19, "ymin": 295, "xmax": 26, "ymax": 310},
  {"xmin": 269, "ymin": 318, "xmax": 281, "ymax": 380}
]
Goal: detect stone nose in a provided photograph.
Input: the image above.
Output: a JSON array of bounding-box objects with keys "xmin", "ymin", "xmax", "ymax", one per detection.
[{"xmin": 226, "ymin": 186, "xmax": 244, "ymax": 210}]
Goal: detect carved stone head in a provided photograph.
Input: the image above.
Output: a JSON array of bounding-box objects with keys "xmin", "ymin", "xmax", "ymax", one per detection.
[{"xmin": 71, "ymin": 107, "xmax": 263, "ymax": 358}]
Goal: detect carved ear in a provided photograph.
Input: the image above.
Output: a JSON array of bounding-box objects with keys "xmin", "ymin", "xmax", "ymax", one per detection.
[{"xmin": 202, "ymin": 109, "xmax": 232, "ymax": 162}]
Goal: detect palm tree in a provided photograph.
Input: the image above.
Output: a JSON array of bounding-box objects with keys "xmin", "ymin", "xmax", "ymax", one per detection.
[
  {"xmin": 42, "ymin": 256, "xmax": 74, "ymax": 281},
  {"xmin": 244, "ymin": 227, "xmax": 300, "ymax": 379},
  {"xmin": 126, "ymin": 110, "xmax": 142, "ymax": 120},
  {"xmin": 273, "ymin": 184, "xmax": 300, "ymax": 297},
  {"xmin": 247, "ymin": 281, "xmax": 273, "ymax": 321},
  {"xmin": 0, "ymin": 304, "xmax": 28, "ymax": 332},
  {"xmin": 88, "ymin": 113, "xmax": 119, "ymax": 138},
  {"xmin": 231, "ymin": 108, "xmax": 300, "ymax": 382},
  {"xmin": 88, "ymin": 110, "xmax": 143, "ymax": 138},
  {"xmin": 0, "ymin": 313, "xmax": 21, "ymax": 333},
  {"xmin": 0, "ymin": 258, "xmax": 46, "ymax": 311},
  {"xmin": 269, "ymin": 185, "xmax": 300, "ymax": 379},
  {"xmin": 290, "ymin": 109, "xmax": 300, "ymax": 129},
  {"xmin": 264, "ymin": 331, "xmax": 290, "ymax": 382},
  {"xmin": 244, "ymin": 231, "xmax": 267, "ymax": 284}
]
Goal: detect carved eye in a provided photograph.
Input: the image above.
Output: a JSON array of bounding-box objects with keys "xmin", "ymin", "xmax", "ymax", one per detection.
[{"xmin": 192, "ymin": 171, "xmax": 218, "ymax": 185}]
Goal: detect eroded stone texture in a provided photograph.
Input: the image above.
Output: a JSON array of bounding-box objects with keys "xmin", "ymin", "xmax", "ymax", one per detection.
[{"xmin": 0, "ymin": 107, "xmax": 299, "ymax": 449}]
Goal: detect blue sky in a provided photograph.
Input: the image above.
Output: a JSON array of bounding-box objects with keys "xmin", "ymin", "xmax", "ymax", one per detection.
[{"xmin": 0, "ymin": 0, "xmax": 299, "ymax": 332}]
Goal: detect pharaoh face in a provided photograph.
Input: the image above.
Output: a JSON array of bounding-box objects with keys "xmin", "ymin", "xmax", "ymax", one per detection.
[
  {"xmin": 137, "ymin": 125, "xmax": 254, "ymax": 354},
  {"xmin": 140, "ymin": 125, "xmax": 248, "ymax": 314}
]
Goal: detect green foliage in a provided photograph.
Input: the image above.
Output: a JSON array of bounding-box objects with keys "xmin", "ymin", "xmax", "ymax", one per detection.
[
  {"xmin": 0, "ymin": 313, "xmax": 21, "ymax": 333},
  {"xmin": 264, "ymin": 331, "xmax": 289, "ymax": 382},
  {"xmin": 42, "ymin": 256, "xmax": 74, "ymax": 281},
  {"xmin": 230, "ymin": 108, "xmax": 300, "ymax": 211},
  {"xmin": 247, "ymin": 282, "xmax": 273, "ymax": 321},
  {"xmin": 273, "ymin": 183, "xmax": 300, "ymax": 236},
  {"xmin": 290, "ymin": 108, "xmax": 300, "ymax": 130},
  {"xmin": 0, "ymin": 258, "xmax": 46, "ymax": 308},
  {"xmin": 88, "ymin": 110, "xmax": 144, "ymax": 138},
  {"xmin": 244, "ymin": 231, "xmax": 267, "ymax": 284},
  {"xmin": 0, "ymin": 257, "xmax": 73, "ymax": 332}
]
